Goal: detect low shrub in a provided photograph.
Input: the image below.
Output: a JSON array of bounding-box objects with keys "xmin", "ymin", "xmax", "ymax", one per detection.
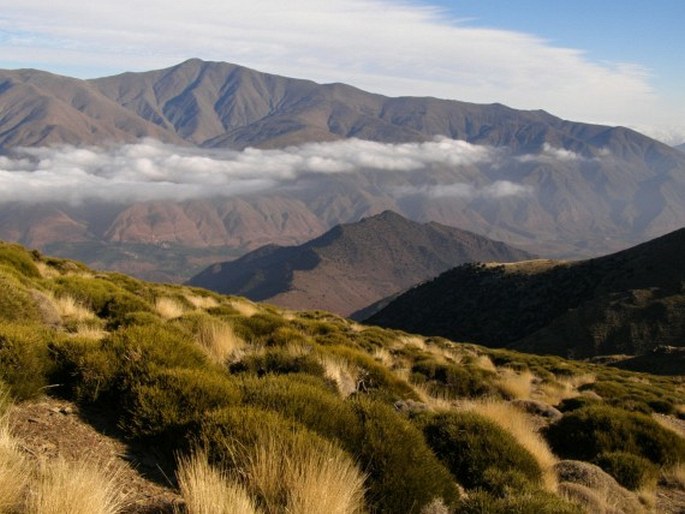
[
  {"xmin": 229, "ymin": 348, "xmax": 325, "ymax": 377},
  {"xmin": 0, "ymin": 275, "xmax": 43, "ymax": 323},
  {"xmin": 121, "ymin": 366, "xmax": 240, "ymax": 439},
  {"xmin": 238, "ymin": 375, "xmax": 362, "ymax": 448},
  {"xmin": 545, "ymin": 405, "xmax": 685, "ymax": 467},
  {"xmin": 327, "ymin": 346, "xmax": 417, "ymax": 401},
  {"xmin": 232, "ymin": 313, "xmax": 286, "ymax": 342},
  {"xmin": 557, "ymin": 395, "xmax": 600, "ymax": 412},
  {"xmin": 458, "ymin": 491, "xmax": 583, "ymax": 514},
  {"xmin": 0, "ymin": 243, "xmax": 40, "ymax": 278},
  {"xmin": 418, "ymin": 410, "xmax": 543, "ymax": 491},
  {"xmin": 593, "ymin": 451, "xmax": 659, "ymax": 490},
  {"xmin": 411, "ymin": 358, "xmax": 499, "ymax": 399},
  {"xmin": 0, "ymin": 323, "xmax": 53, "ymax": 400},
  {"xmin": 352, "ymin": 398, "xmax": 460, "ymax": 513}
]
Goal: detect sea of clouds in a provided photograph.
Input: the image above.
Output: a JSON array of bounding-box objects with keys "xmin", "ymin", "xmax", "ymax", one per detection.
[{"xmin": 0, "ymin": 138, "xmax": 585, "ymax": 204}]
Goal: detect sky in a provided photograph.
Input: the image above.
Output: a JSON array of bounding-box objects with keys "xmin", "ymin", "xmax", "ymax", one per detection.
[{"xmin": 0, "ymin": 0, "xmax": 683, "ymax": 145}]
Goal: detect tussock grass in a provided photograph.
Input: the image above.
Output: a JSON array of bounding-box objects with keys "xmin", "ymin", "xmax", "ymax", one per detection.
[
  {"xmin": 319, "ymin": 354, "xmax": 359, "ymax": 397},
  {"xmin": 155, "ymin": 297, "xmax": 186, "ymax": 320},
  {"xmin": 185, "ymin": 294, "xmax": 220, "ymax": 310},
  {"xmin": 663, "ymin": 462, "xmax": 685, "ymax": 489},
  {"xmin": 497, "ymin": 369, "xmax": 534, "ymax": 400},
  {"xmin": 26, "ymin": 456, "xmax": 128, "ymax": 514},
  {"xmin": 463, "ymin": 399, "xmax": 557, "ymax": 490},
  {"xmin": 175, "ymin": 450, "xmax": 262, "ymax": 514},
  {"xmin": 229, "ymin": 299, "xmax": 259, "ymax": 318},
  {"xmin": 372, "ymin": 347, "xmax": 394, "ymax": 367},
  {"xmin": 0, "ymin": 397, "xmax": 30, "ymax": 512},
  {"xmin": 52, "ymin": 294, "xmax": 96, "ymax": 322},
  {"xmin": 230, "ymin": 430, "xmax": 366, "ymax": 514},
  {"xmin": 412, "ymin": 382, "xmax": 453, "ymax": 410},
  {"xmin": 72, "ymin": 323, "xmax": 108, "ymax": 340},
  {"xmin": 196, "ymin": 319, "xmax": 244, "ymax": 365},
  {"xmin": 35, "ymin": 261, "xmax": 60, "ymax": 279},
  {"xmin": 473, "ymin": 354, "xmax": 496, "ymax": 372}
]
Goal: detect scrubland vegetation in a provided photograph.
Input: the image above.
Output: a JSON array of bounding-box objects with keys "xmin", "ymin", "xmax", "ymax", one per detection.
[{"xmin": 0, "ymin": 241, "xmax": 684, "ymax": 512}]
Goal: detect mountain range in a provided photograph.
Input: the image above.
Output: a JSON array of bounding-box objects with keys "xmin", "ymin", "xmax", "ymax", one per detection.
[
  {"xmin": 367, "ymin": 227, "xmax": 685, "ymax": 369},
  {"xmin": 187, "ymin": 210, "xmax": 533, "ymax": 316},
  {"xmin": 1, "ymin": 59, "xmax": 685, "ymax": 281}
]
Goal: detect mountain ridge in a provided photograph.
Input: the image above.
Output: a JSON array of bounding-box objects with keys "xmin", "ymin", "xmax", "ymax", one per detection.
[
  {"xmin": 367, "ymin": 227, "xmax": 685, "ymax": 364},
  {"xmin": 188, "ymin": 210, "xmax": 534, "ymax": 316}
]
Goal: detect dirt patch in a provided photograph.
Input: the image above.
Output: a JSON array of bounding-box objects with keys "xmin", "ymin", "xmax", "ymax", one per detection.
[{"xmin": 8, "ymin": 396, "xmax": 182, "ymax": 513}]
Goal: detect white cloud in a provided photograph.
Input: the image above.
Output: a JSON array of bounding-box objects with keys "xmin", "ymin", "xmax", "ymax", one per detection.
[
  {"xmin": 0, "ymin": 138, "xmax": 498, "ymax": 203},
  {"xmin": 394, "ymin": 180, "xmax": 533, "ymax": 200},
  {"xmin": 0, "ymin": 0, "xmax": 677, "ymax": 135}
]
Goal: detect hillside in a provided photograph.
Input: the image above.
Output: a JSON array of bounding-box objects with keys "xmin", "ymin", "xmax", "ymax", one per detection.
[
  {"xmin": 2, "ymin": 241, "xmax": 685, "ymax": 512},
  {"xmin": 367, "ymin": 228, "xmax": 685, "ymax": 367},
  {"xmin": 1, "ymin": 59, "xmax": 685, "ymax": 280},
  {"xmin": 187, "ymin": 211, "xmax": 534, "ymax": 316}
]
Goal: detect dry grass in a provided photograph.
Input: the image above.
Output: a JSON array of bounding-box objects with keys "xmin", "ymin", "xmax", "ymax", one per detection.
[
  {"xmin": 497, "ymin": 369, "xmax": 534, "ymax": 400},
  {"xmin": 473, "ymin": 354, "xmax": 496, "ymax": 372},
  {"xmin": 319, "ymin": 355, "xmax": 359, "ymax": 398},
  {"xmin": 463, "ymin": 399, "xmax": 557, "ymax": 490},
  {"xmin": 185, "ymin": 294, "xmax": 220, "ymax": 310},
  {"xmin": 0, "ymin": 403, "xmax": 30, "ymax": 513},
  {"xmin": 196, "ymin": 319, "xmax": 244, "ymax": 365},
  {"xmin": 228, "ymin": 299, "xmax": 259, "ymax": 318},
  {"xmin": 25, "ymin": 456, "xmax": 128, "ymax": 514},
  {"xmin": 72, "ymin": 323, "xmax": 108, "ymax": 340},
  {"xmin": 412, "ymin": 382, "xmax": 454, "ymax": 410},
  {"xmin": 533, "ymin": 373, "xmax": 595, "ymax": 406},
  {"xmin": 232, "ymin": 431, "xmax": 366, "ymax": 514},
  {"xmin": 663, "ymin": 462, "xmax": 685, "ymax": 489},
  {"xmin": 155, "ymin": 297, "xmax": 186, "ymax": 320},
  {"xmin": 35, "ymin": 261, "xmax": 60, "ymax": 279},
  {"xmin": 52, "ymin": 294, "xmax": 96, "ymax": 322},
  {"xmin": 175, "ymin": 450, "xmax": 262, "ymax": 514},
  {"xmin": 372, "ymin": 347, "xmax": 394, "ymax": 368}
]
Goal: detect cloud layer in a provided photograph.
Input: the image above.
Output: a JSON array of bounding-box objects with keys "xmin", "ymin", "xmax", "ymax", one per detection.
[
  {"xmin": 0, "ymin": 0, "xmax": 682, "ymax": 141},
  {"xmin": 0, "ymin": 138, "xmax": 510, "ymax": 203}
]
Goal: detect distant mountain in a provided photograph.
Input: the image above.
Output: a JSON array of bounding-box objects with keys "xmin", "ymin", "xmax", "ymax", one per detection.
[
  {"xmin": 187, "ymin": 211, "xmax": 533, "ymax": 316},
  {"xmin": 1, "ymin": 59, "xmax": 685, "ymax": 281},
  {"xmin": 676, "ymin": 143, "xmax": 685, "ymax": 152},
  {"xmin": 367, "ymin": 228, "xmax": 685, "ymax": 361}
]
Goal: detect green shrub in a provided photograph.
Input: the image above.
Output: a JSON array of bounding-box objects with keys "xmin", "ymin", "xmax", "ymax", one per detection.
[
  {"xmin": 418, "ymin": 410, "xmax": 542, "ymax": 491},
  {"xmin": 229, "ymin": 348, "xmax": 325, "ymax": 377},
  {"xmin": 0, "ymin": 322, "xmax": 53, "ymax": 399},
  {"xmin": 545, "ymin": 405, "xmax": 685, "ymax": 467},
  {"xmin": 411, "ymin": 358, "xmax": 499, "ymax": 399},
  {"xmin": 0, "ymin": 275, "xmax": 43, "ymax": 323},
  {"xmin": 352, "ymin": 398, "xmax": 460, "ymax": 513},
  {"xmin": 459, "ymin": 491, "xmax": 583, "ymax": 514},
  {"xmin": 100, "ymin": 291, "xmax": 154, "ymax": 329},
  {"xmin": 122, "ymin": 367, "xmax": 240, "ymax": 438},
  {"xmin": 49, "ymin": 336, "xmax": 119, "ymax": 402},
  {"xmin": 238, "ymin": 375, "xmax": 361, "ymax": 448},
  {"xmin": 232, "ymin": 313, "xmax": 286, "ymax": 341},
  {"xmin": 593, "ymin": 451, "xmax": 659, "ymax": 490},
  {"xmin": 327, "ymin": 346, "xmax": 417, "ymax": 401},
  {"xmin": 0, "ymin": 244, "xmax": 40, "ymax": 278},
  {"xmin": 557, "ymin": 395, "xmax": 600, "ymax": 412},
  {"xmin": 106, "ymin": 324, "xmax": 209, "ymax": 375}
]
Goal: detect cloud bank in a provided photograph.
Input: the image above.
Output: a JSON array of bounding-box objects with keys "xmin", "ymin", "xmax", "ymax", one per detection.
[
  {"xmin": 0, "ymin": 0, "xmax": 681, "ymax": 138},
  {"xmin": 0, "ymin": 138, "xmax": 508, "ymax": 203}
]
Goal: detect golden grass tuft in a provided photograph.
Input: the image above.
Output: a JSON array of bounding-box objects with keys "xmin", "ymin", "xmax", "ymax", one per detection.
[
  {"xmin": 0, "ymin": 402, "xmax": 30, "ymax": 512},
  {"xmin": 185, "ymin": 294, "xmax": 220, "ymax": 310},
  {"xmin": 228, "ymin": 299, "xmax": 259, "ymax": 318},
  {"xmin": 234, "ymin": 431, "xmax": 366, "ymax": 514},
  {"xmin": 663, "ymin": 462, "xmax": 685, "ymax": 490},
  {"xmin": 175, "ymin": 450, "xmax": 262, "ymax": 514},
  {"xmin": 72, "ymin": 323, "xmax": 108, "ymax": 340},
  {"xmin": 463, "ymin": 399, "xmax": 558, "ymax": 490},
  {"xmin": 155, "ymin": 297, "xmax": 186, "ymax": 320},
  {"xmin": 35, "ymin": 261, "xmax": 60, "ymax": 279},
  {"xmin": 411, "ymin": 382, "xmax": 453, "ymax": 410},
  {"xmin": 196, "ymin": 319, "xmax": 244, "ymax": 365},
  {"xmin": 372, "ymin": 347, "xmax": 394, "ymax": 368},
  {"xmin": 496, "ymin": 369, "xmax": 534, "ymax": 400},
  {"xmin": 319, "ymin": 354, "xmax": 359, "ymax": 398},
  {"xmin": 473, "ymin": 354, "xmax": 496, "ymax": 372},
  {"xmin": 52, "ymin": 294, "xmax": 96, "ymax": 322},
  {"xmin": 25, "ymin": 456, "xmax": 128, "ymax": 514}
]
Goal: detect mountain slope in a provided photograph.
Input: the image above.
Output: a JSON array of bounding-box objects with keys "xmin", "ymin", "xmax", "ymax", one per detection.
[
  {"xmin": 367, "ymin": 228, "xmax": 685, "ymax": 361},
  {"xmin": 188, "ymin": 210, "xmax": 534, "ymax": 316}
]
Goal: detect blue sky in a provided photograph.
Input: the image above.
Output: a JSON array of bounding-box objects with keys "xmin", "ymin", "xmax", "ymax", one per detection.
[{"xmin": 0, "ymin": 0, "xmax": 683, "ymax": 144}]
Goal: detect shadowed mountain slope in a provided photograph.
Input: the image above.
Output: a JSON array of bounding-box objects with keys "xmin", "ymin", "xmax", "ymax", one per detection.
[
  {"xmin": 187, "ymin": 210, "xmax": 533, "ymax": 316},
  {"xmin": 367, "ymin": 228, "xmax": 685, "ymax": 361}
]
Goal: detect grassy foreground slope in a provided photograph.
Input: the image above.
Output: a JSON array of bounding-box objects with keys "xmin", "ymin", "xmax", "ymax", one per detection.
[{"xmin": 0, "ymin": 241, "xmax": 684, "ymax": 513}]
